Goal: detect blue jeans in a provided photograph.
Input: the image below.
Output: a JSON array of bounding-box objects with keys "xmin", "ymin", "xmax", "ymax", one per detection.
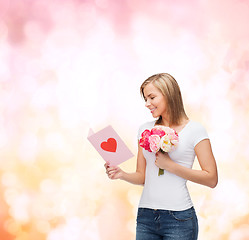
[{"xmin": 136, "ymin": 207, "xmax": 198, "ymax": 240}]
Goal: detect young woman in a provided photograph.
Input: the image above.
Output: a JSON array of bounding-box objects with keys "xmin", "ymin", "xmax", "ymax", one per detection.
[{"xmin": 104, "ymin": 73, "xmax": 218, "ymax": 240}]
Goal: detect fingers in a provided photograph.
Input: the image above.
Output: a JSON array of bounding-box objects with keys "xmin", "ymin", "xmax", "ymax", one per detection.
[
  {"xmin": 108, "ymin": 169, "xmax": 118, "ymax": 179},
  {"xmin": 108, "ymin": 171, "xmax": 117, "ymax": 179},
  {"xmin": 104, "ymin": 162, "xmax": 110, "ymax": 169},
  {"xmin": 105, "ymin": 164, "xmax": 119, "ymax": 179},
  {"xmin": 156, "ymin": 151, "xmax": 163, "ymax": 156},
  {"xmin": 154, "ymin": 159, "xmax": 158, "ymax": 167},
  {"xmin": 107, "ymin": 166, "xmax": 118, "ymax": 175}
]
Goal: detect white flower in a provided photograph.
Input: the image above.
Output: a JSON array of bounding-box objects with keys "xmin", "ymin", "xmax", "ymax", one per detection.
[{"xmin": 160, "ymin": 135, "xmax": 172, "ymax": 152}]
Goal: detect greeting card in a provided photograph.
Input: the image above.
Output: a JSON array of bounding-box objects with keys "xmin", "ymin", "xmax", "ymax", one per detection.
[{"xmin": 87, "ymin": 125, "xmax": 134, "ymax": 166}]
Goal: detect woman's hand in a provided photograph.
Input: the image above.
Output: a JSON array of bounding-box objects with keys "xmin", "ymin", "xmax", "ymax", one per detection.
[
  {"xmin": 104, "ymin": 162, "xmax": 123, "ymax": 180},
  {"xmin": 102, "ymin": 142, "xmax": 146, "ymax": 185},
  {"xmin": 155, "ymin": 151, "xmax": 175, "ymax": 172},
  {"xmin": 155, "ymin": 139, "xmax": 218, "ymax": 188}
]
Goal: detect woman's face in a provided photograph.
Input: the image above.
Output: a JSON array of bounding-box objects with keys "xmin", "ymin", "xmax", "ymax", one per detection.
[{"xmin": 143, "ymin": 82, "xmax": 167, "ymax": 119}]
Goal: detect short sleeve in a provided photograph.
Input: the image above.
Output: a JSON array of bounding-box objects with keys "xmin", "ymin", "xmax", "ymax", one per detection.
[
  {"xmin": 192, "ymin": 122, "xmax": 209, "ymax": 147},
  {"xmin": 137, "ymin": 125, "xmax": 143, "ymax": 140},
  {"xmin": 137, "ymin": 123, "xmax": 147, "ymax": 140}
]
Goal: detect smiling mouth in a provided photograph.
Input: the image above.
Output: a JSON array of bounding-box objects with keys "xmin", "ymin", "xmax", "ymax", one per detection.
[{"xmin": 150, "ymin": 108, "xmax": 156, "ymax": 113}]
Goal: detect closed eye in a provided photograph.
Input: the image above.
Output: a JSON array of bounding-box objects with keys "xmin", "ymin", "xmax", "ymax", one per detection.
[
  {"xmin": 144, "ymin": 97, "xmax": 154, "ymax": 102},
  {"xmin": 144, "ymin": 94, "xmax": 155, "ymax": 101}
]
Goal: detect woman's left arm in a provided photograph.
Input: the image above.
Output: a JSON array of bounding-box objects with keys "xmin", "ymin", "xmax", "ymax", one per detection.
[{"xmin": 155, "ymin": 139, "xmax": 218, "ymax": 188}]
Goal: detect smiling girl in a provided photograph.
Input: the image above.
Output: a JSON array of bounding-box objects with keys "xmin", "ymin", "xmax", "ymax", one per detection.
[{"xmin": 105, "ymin": 73, "xmax": 218, "ymax": 240}]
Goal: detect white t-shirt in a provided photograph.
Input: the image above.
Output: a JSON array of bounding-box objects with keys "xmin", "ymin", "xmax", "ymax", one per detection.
[{"xmin": 137, "ymin": 120, "xmax": 209, "ymax": 211}]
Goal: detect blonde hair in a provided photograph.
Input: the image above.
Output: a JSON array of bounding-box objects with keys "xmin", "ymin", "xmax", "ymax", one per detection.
[{"xmin": 140, "ymin": 73, "xmax": 188, "ymax": 126}]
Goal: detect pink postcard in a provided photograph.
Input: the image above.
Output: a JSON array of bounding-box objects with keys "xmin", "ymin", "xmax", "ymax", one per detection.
[{"xmin": 87, "ymin": 125, "xmax": 134, "ymax": 166}]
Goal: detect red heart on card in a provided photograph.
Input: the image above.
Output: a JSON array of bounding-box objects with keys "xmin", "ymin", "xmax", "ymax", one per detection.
[{"xmin": 101, "ymin": 138, "xmax": 117, "ymax": 152}]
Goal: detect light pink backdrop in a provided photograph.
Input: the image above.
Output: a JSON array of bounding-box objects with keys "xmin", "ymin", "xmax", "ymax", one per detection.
[{"xmin": 0, "ymin": 0, "xmax": 249, "ymax": 239}]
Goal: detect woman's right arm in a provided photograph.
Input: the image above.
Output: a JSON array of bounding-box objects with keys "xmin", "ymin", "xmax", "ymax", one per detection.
[{"xmin": 104, "ymin": 141, "xmax": 146, "ymax": 185}]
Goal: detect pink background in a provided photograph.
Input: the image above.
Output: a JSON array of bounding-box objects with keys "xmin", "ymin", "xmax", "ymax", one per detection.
[{"xmin": 0, "ymin": 0, "xmax": 249, "ymax": 239}]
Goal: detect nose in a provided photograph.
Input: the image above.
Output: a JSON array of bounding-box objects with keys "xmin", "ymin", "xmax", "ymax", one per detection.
[{"xmin": 145, "ymin": 100, "xmax": 151, "ymax": 108}]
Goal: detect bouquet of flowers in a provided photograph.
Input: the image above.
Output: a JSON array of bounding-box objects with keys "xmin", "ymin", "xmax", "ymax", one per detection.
[{"xmin": 139, "ymin": 126, "xmax": 179, "ymax": 176}]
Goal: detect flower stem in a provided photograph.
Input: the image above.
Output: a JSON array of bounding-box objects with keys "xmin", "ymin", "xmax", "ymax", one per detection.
[{"xmin": 158, "ymin": 168, "xmax": 164, "ymax": 176}]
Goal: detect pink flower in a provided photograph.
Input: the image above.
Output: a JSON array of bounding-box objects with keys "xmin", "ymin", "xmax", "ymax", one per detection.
[
  {"xmin": 163, "ymin": 126, "xmax": 175, "ymax": 135},
  {"xmin": 151, "ymin": 127, "xmax": 166, "ymax": 138},
  {"xmin": 149, "ymin": 135, "xmax": 161, "ymax": 152},
  {"xmin": 169, "ymin": 130, "xmax": 179, "ymax": 149},
  {"xmin": 139, "ymin": 126, "xmax": 179, "ymax": 176},
  {"xmin": 139, "ymin": 129, "xmax": 152, "ymax": 152}
]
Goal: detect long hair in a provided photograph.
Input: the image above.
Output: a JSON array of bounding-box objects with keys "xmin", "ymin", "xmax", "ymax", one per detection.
[{"xmin": 140, "ymin": 73, "xmax": 188, "ymax": 126}]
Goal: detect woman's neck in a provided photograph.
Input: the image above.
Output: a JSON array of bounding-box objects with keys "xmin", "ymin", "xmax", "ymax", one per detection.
[{"xmin": 159, "ymin": 116, "xmax": 189, "ymax": 128}]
